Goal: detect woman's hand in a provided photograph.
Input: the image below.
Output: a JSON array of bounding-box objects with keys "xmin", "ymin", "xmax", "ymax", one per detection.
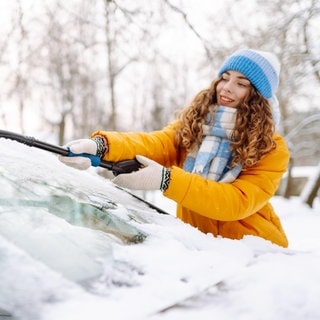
[
  {"xmin": 112, "ymin": 155, "xmax": 170, "ymax": 191},
  {"xmin": 58, "ymin": 139, "xmax": 98, "ymax": 170}
]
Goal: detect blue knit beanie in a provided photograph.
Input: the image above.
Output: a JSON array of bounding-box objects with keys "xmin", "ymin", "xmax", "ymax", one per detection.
[{"xmin": 218, "ymin": 49, "xmax": 280, "ymax": 99}]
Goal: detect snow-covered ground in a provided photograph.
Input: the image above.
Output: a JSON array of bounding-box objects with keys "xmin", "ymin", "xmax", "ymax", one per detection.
[
  {"xmin": 0, "ymin": 138, "xmax": 320, "ymax": 320},
  {"xmin": 149, "ymin": 196, "xmax": 320, "ymax": 320}
]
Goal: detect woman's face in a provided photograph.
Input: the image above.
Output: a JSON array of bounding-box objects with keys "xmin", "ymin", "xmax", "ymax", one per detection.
[{"xmin": 216, "ymin": 70, "xmax": 252, "ymax": 108}]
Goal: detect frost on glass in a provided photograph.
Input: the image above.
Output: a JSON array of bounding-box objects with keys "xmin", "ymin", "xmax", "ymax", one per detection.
[
  {"xmin": 0, "ymin": 165, "xmax": 146, "ymax": 244},
  {"xmin": 0, "ymin": 143, "xmax": 147, "ymax": 290}
]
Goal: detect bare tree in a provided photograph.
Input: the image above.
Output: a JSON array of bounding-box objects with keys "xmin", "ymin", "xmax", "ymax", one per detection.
[
  {"xmin": 285, "ymin": 114, "xmax": 320, "ymax": 206},
  {"xmin": 300, "ymin": 162, "xmax": 320, "ymax": 207},
  {"xmin": 30, "ymin": 1, "xmax": 108, "ymax": 143},
  {"xmin": 0, "ymin": 10, "xmax": 17, "ymax": 128},
  {"xmin": 5, "ymin": 0, "xmax": 33, "ymax": 134}
]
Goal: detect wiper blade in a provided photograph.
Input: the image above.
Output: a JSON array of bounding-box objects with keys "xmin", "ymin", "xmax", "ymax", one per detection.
[
  {"xmin": 0, "ymin": 130, "xmax": 141, "ymax": 175},
  {"xmin": 0, "ymin": 130, "xmax": 169, "ymax": 215}
]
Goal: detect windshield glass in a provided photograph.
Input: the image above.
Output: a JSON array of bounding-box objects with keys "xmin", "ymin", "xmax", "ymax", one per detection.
[{"xmin": 0, "ymin": 140, "xmax": 147, "ymax": 287}]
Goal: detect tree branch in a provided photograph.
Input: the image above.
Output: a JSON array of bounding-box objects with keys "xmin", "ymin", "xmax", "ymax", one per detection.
[{"xmin": 163, "ymin": 0, "xmax": 213, "ymax": 61}]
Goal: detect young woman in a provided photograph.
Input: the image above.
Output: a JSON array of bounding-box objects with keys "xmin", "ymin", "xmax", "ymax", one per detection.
[{"xmin": 60, "ymin": 49, "xmax": 290, "ymax": 247}]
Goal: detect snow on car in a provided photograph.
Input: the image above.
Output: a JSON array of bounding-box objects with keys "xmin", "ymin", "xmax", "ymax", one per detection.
[{"xmin": 1, "ymin": 137, "xmax": 320, "ymax": 320}]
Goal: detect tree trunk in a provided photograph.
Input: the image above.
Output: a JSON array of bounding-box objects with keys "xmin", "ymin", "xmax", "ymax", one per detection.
[
  {"xmin": 283, "ymin": 157, "xmax": 294, "ymax": 199},
  {"xmin": 301, "ymin": 163, "xmax": 320, "ymax": 208}
]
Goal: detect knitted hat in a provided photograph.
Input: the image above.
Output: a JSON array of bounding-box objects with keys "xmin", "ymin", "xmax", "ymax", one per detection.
[{"xmin": 218, "ymin": 49, "xmax": 280, "ymax": 99}]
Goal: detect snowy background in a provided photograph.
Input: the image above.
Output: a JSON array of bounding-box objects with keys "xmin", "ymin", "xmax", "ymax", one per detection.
[{"xmin": 0, "ymin": 139, "xmax": 320, "ymax": 320}]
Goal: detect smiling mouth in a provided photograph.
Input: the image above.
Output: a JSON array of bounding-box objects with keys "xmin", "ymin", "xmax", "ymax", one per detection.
[{"xmin": 219, "ymin": 96, "xmax": 234, "ymax": 104}]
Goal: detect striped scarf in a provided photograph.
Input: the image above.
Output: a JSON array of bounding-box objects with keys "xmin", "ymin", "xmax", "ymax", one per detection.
[{"xmin": 183, "ymin": 105, "xmax": 242, "ymax": 183}]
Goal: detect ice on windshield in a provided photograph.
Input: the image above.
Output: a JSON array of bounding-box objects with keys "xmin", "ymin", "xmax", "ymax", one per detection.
[{"xmin": 0, "ymin": 139, "xmax": 149, "ymax": 288}]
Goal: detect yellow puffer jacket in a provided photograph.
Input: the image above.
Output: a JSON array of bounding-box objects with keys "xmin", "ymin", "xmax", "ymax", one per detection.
[{"xmin": 92, "ymin": 121, "xmax": 290, "ymax": 247}]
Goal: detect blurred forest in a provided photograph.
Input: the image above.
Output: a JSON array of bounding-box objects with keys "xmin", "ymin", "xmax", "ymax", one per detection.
[{"xmin": 0, "ymin": 0, "xmax": 319, "ymax": 205}]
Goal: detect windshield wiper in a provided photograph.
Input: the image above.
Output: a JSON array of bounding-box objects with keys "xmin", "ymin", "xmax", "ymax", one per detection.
[
  {"xmin": 0, "ymin": 130, "xmax": 169, "ymax": 215},
  {"xmin": 0, "ymin": 130, "xmax": 141, "ymax": 175}
]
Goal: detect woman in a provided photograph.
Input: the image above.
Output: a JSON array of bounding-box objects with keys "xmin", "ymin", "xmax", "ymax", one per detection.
[{"xmin": 60, "ymin": 49, "xmax": 290, "ymax": 247}]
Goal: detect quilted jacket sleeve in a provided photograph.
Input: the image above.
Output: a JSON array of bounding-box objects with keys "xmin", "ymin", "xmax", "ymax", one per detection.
[{"xmin": 90, "ymin": 121, "xmax": 181, "ymax": 167}]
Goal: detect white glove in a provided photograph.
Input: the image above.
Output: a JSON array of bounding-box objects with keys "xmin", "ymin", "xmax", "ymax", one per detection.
[
  {"xmin": 58, "ymin": 139, "xmax": 97, "ymax": 170},
  {"xmin": 112, "ymin": 155, "xmax": 171, "ymax": 191}
]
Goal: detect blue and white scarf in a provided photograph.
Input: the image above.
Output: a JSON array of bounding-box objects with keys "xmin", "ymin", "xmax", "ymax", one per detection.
[{"xmin": 183, "ymin": 105, "xmax": 242, "ymax": 183}]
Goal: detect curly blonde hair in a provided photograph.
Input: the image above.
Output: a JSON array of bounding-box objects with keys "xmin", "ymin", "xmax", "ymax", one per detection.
[{"xmin": 175, "ymin": 77, "xmax": 276, "ymax": 168}]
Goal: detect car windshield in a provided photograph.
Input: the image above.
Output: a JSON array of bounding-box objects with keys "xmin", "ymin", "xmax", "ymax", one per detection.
[
  {"xmin": 0, "ymin": 139, "xmax": 150, "ymax": 282},
  {"xmin": 0, "ymin": 172, "xmax": 146, "ymax": 244},
  {"xmin": 0, "ymin": 138, "xmax": 168, "ymax": 319}
]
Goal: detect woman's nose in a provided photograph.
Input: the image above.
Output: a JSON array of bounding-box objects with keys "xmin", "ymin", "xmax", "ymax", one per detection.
[{"xmin": 222, "ymin": 81, "xmax": 232, "ymax": 93}]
